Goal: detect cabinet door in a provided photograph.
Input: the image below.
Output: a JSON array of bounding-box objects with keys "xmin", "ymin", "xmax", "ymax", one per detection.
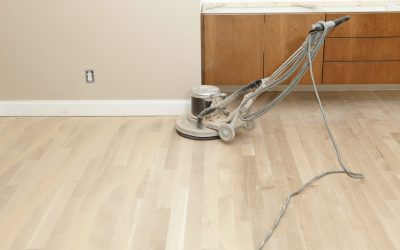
[
  {"xmin": 264, "ymin": 14, "xmax": 325, "ymax": 84},
  {"xmin": 203, "ymin": 15, "xmax": 264, "ymax": 85}
]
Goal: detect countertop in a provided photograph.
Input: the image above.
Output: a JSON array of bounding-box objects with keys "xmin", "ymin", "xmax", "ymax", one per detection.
[{"xmin": 202, "ymin": 1, "xmax": 400, "ymax": 13}]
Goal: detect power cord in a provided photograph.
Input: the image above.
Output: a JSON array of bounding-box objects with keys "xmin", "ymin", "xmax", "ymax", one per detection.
[{"xmin": 258, "ymin": 28, "xmax": 364, "ymax": 250}]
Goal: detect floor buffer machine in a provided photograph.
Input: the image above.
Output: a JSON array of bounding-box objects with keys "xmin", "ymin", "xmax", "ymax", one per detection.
[
  {"xmin": 177, "ymin": 16, "xmax": 351, "ymax": 142},
  {"xmin": 176, "ymin": 16, "xmax": 365, "ymax": 249}
]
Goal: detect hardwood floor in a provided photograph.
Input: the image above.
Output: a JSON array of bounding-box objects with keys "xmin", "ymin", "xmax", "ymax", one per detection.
[{"xmin": 0, "ymin": 91, "xmax": 400, "ymax": 250}]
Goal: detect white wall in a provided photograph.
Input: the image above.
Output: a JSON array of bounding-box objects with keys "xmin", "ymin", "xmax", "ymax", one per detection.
[{"xmin": 0, "ymin": 0, "xmax": 201, "ymax": 100}]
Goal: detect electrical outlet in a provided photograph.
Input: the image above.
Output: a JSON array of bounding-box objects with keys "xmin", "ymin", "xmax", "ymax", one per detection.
[{"xmin": 85, "ymin": 70, "xmax": 95, "ymax": 83}]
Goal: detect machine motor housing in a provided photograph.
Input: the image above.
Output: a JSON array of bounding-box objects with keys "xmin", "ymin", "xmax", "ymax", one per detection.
[{"xmin": 191, "ymin": 85, "xmax": 221, "ymax": 116}]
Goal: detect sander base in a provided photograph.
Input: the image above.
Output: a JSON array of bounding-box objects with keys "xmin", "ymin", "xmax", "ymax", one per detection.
[{"xmin": 175, "ymin": 115, "xmax": 219, "ymax": 140}]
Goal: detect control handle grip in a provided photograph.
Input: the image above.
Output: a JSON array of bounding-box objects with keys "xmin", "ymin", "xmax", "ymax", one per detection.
[
  {"xmin": 309, "ymin": 15, "xmax": 350, "ymax": 33},
  {"xmin": 333, "ymin": 15, "xmax": 350, "ymax": 27}
]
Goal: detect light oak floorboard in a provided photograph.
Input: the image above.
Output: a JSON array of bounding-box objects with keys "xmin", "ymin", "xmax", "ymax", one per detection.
[{"xmin": 0, "ymin": 91, "xmax": 399, "ymax": 250}]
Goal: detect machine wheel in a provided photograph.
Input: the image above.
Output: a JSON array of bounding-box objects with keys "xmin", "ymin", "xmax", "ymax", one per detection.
[
  {"xmin": 243, "ymin": 120, "xmax": 255, "ymax": 131},
  {"xmin": 218, "ymin": 124, "xmax": 235, "ymax": 142}
]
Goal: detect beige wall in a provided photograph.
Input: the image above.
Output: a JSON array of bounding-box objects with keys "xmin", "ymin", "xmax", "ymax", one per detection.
[{"xmin": 0, "ymin": 0, "xmax": 201, "ymax": 100}]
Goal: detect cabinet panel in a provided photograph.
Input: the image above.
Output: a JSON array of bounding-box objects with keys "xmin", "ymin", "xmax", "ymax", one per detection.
[
  {"xmin": 203, "ymin": 15, "xmax": 264, "ymax": 85},
  {"xmin": 327, "ymin": 13, "xmax": 400, "ymax": 37},
  {"xmin": 323, "ymin": 61, "xmax": 400, "ymax": 84},
  {"xmin": 325, "ymin": 37, "xmax": 400, "ymax": 61},
  {"xmin": 264, "ymin": 14, "xmax": 325, "ymax": 84}
]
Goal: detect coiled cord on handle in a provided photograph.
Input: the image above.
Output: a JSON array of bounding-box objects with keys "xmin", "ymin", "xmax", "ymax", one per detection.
[{"xmin": 258, "ymin": 23, "xmax": 364, "ymax": 250}]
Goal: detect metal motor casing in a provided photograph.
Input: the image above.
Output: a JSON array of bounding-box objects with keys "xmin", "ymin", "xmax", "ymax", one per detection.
[{"xmin": 191, "ymin": 85, "xmax": 220, "ymax": 116}]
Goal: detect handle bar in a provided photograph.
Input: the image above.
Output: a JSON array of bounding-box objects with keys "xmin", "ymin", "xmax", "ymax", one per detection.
[
  {"xmin": 309, "ymin": 15, "xmax": 350, "ymax": 33},
  {"xmin": 333, "ymin": 15, "xmax": 350, "ymax": 27}
]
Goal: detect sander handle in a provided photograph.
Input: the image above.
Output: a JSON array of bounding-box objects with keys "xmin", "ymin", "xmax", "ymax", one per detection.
[
  {"xmin": 333, "ymin": 15, "xmax": 351, "ymax": 27},
  {"xmin": 309, "ymin": 15, "xmax": 350, "ymax": 32}
]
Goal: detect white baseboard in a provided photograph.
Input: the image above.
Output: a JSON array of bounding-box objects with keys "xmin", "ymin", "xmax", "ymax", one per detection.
[
  {"xmin": 2, "ymin": 85, "xmax": 399, "ymax": 117},
  {"xmin": 0, "ymin": 100, "xmax": 190, "ymax": 117}
]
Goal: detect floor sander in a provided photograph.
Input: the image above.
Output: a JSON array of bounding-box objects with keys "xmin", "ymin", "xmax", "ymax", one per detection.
[
  {"xmin": 177, "ymin": 16, "xmax": 351, "ymax": 142},
  {"xmin": 176, "ymin": 16, "xmax": 365, "ymax": 249}
]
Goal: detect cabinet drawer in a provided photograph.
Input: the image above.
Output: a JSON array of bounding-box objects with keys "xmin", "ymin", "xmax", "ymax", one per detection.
[
  {"xmin": 325, "ymin": 37, "xmax": 400, "ymax": 61},
  {"xmin": 323, "ymin": 61, "xmax": 400, "ymax": 84},
  {"xmin": 327, "ymin": 13, "xmax": 400, "ymax": 37}
]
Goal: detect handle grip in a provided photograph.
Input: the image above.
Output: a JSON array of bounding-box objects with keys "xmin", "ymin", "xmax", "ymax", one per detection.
[
  {"xmin": 333, "ymin": 15, "xmax": 350, "ymax": 27},
  {"xmin": 309, "ymin": 15, "xmax": 351, "ymax": 33}
]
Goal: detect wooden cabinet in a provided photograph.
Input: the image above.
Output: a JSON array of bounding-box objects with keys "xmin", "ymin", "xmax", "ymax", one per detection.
[
  {"xmin": 264, "ymin": 14, "xmax": 325, "ymax": 84},
  {"xmin": 203, "ymin": 15, "xmax": 264, "ymax": 85},
  {"xmin": 323, "ymin": 13, "xmax": 400, "ymax": 84},
  {"xmin": 203, "ymin": 12, "xmax": 400, "ymax": 85},
  {"xmin": 203, "ymin": 13, "xmax": 324, "ymax": 85}
]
